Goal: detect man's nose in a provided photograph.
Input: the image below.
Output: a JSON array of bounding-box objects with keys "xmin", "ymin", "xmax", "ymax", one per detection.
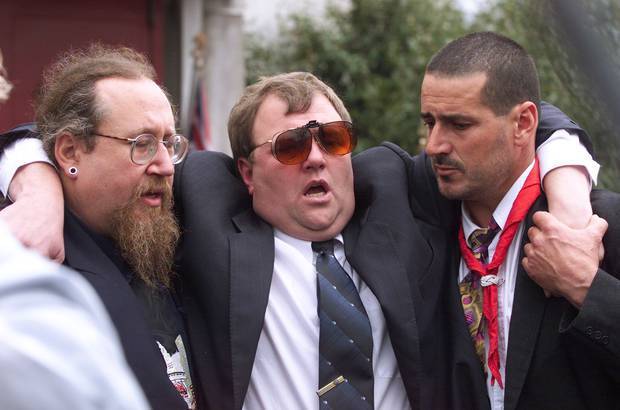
[
  {"xmin": 147, "ymin": 142, "xmax": 175, "ymax": 177},
  {"xmin": 303, "ymin": 136, "xmax": 326, "ymax": 170},
  {"xmin": 425, "ymin": 123, "xmax": 451, "ymax": 156}
]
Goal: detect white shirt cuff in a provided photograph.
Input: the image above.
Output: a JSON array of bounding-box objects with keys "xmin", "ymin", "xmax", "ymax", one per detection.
[
  {"xmin": 0, "ymin": 138, "xmax": 54, "ymax": 197},
  {"xmin": 536, "ymin": 129, "xmax": 600, "ymax": 189}
]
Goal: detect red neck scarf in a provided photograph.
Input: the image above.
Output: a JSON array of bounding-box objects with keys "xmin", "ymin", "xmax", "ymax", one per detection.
[{"xmin": 458, "ymin": 160, "xmax": 541, "ymax": 388}]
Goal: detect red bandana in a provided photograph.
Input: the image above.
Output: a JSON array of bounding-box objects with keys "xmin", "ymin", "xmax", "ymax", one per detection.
[{"xmin": 458, "ymin": 160, "xmax": 541, "ymax": 388}]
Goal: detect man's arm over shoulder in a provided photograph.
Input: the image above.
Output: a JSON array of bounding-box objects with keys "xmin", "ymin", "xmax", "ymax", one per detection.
[
  {"xmin": 0, "ymin": 126, "xmax": 64, "ymax": 261},
  {"xmin": 538, "ymin": 101, "xmax": 594, "ymax": 156},
  {"xmin": 537, "ymin": 102, "xmax": 599, "ymax": 228},
  {"xmin": 353, "ymin": 142, "xmax": 458, "ymax": 229},
  {"xmin": 0, "ymin": 123, "xmax": 40, "ymax": 154},
  {"xmin": 174, "ymin": 149, "xmax": 251, "ymax": 229}
]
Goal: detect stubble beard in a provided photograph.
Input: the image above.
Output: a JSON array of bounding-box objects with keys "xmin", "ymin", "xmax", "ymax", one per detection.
[
  {"xmin": 110, "ymin": 178, "xmax": 180, "ymax": 289},
  {"xmin": 431, "ymin": 154, "xmax": 473, "ymax": 200},
  {"xmin": 432, "ymin": 133, "xmax": 511, "ymax": 203}
]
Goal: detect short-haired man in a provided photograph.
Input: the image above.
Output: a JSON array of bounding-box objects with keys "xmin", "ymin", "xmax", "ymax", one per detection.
[
  {"xmin": 421, "ymin": 31, "xmax": 619, "ymax": 409},
  {"xmin": 1, "ymin": 72, "xmax": 598, "ymax": 408},
  {"xmin": 2, "ymin": 46, "xmax": 195, "ymax": 409}
]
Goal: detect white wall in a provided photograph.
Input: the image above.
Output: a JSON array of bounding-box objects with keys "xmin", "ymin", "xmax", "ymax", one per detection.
[{"xmin": 180, "ymin": 0, "xmax": 244, "ymax": 155}]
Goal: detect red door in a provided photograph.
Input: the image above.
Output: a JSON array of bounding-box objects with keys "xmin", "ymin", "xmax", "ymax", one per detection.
[{"xmin": 0, "ymin": 0, "xmax": 164, "ymax": 131}]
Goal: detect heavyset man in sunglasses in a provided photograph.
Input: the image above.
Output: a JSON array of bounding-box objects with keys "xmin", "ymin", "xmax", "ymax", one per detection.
[{"xmin": 0, "ymin": 38, "xmax": 607, "ymax": 409}]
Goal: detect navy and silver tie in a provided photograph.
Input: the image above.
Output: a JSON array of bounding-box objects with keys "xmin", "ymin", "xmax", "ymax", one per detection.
[{"xmin": 313, "ymin": 240, "xmax": 373, "ymax": 410}]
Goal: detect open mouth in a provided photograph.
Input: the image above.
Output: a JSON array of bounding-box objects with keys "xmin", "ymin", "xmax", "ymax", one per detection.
[
  {"xmin": 143, "ymin": 190, "xmax": 163, "ymax": 199},
  {"xmin": 140, "ymin": 189, "xmax": 164, "ymax": 206},
  {"xmin": 304, "ymin": 180, "xmax": 329, "ymax": 198}
]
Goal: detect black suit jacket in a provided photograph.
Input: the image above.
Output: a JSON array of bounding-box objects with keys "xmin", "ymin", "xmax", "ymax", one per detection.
[
  {"xmin": 444, "ymin": 190, "xmax": 620, "ymax": 410},
  {"xmin": 63, "ymin": 211, "xmax": 187, "ymax": 410},
  {"xmin": 173, "ymin": 146, "xmax": 456, "ymax": 410},
  {"xmin": 149, "ymin": 101, "xmax": 585, "ymax": 410},
  {"xmin": 0, "ymin": 102, "xmax": 596, "ymax": 410},
  {"xmin": 378, "ymin": 103, "xmax": 615, "ymax": 409}
]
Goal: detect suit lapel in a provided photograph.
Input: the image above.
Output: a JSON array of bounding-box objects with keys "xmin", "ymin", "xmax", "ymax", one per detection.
[
  {"xmin": 64, "ymin": 210, "xmax": 125, "ymax": 281},
  {"xmin": 229, "ymin": 209, "xmax": 275, "ymax": 410},
  {"xmin": 345, "ymin": 220, "xmax": 422, "ymax": 409},
  {"xmin": 63, "ymin": 210, "xmax": 187, "ymax": 409},
  {"xmin": 503, "ymin": 196, "xmax": 548, "ymax": 410}
]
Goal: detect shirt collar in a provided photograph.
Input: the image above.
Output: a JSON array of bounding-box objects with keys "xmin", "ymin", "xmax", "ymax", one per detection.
[{"xmin": 274, "ymin": 229, "xmax": 344, "ymax": 264}]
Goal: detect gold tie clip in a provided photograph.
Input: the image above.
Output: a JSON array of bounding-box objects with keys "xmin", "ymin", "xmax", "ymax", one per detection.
[{"xmin": 316, "ymin": 375, "xmax": 346, "ymax": 397}]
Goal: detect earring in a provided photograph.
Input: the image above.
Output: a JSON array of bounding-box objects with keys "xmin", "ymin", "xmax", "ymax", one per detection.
[{"xmin": 68, "ymin": 166, "xmax": 78, "ymax": 177}]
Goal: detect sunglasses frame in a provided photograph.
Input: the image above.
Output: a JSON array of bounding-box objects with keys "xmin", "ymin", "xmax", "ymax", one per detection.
[{"xmin": 251, "ymin": 120, "xmax": 356, "ymax": 165}]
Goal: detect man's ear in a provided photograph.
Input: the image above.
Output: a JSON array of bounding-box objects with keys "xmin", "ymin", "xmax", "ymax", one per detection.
[
  {"xmin": 237, "ymin": 157, "xmax": 255, "ymax": 195},
  {"xmin": 55, "ymin": 133, "xmax": 84, "ymax": 175},
  {"xmin": 513, "ymin": 101, "xmax": 538, "ymax": 147}
]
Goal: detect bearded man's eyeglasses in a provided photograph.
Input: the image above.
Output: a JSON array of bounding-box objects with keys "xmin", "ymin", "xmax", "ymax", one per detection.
[
  {"xmin": 250, "ymin": 120, "xmax": 357, "ymax": 165},
  {"xmin": 93, "ymin": 132, "xmax": 189, "ymax": 165}
]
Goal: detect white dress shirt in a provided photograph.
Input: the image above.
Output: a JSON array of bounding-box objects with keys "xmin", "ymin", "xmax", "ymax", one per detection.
[
  {"xmin": 458, "ymin": 161, "xmax": 534, "ymax": 410},
  {"xmin": 0, "ymin": 221, "xmax": 149, "ymax": 409},
  {"xmin": 243, "ymin": 230, "xmax": 410, "ymax": 410}
]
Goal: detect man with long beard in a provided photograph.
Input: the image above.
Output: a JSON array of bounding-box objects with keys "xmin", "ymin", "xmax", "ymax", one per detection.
[
  {"xmin": 109, "ymin": 177, "xmax": 179, "ymax": 288},
  {"xmin": 0, "ymin": 48, "xmax": 150, "ymax": 410},
  {"xmin": 6, "ymin": 45, "xmax": 194, "ymax": 409}
]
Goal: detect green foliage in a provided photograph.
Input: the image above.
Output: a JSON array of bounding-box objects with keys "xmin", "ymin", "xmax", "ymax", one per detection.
[
  {"xmin": 246, "ymin": 0, "xmax": 620, "ymax": 190},
  {"xmin": 472, "ymin": 0, "xmax": 620, "ymax": 190},
  {"xmin": 246, "ymin": 0, "xmax": 467, "ymax": 153}
]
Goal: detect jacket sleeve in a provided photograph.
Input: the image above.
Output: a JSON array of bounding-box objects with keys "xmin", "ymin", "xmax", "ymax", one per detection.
[
  {"xmin": 0, "ymin": 123, "xmax": 39, "ymax": 151},
  {"xmin": 353, "ymin": 142, "xmax": 458, "ymax": 229},
  {"xmin": 559, "ymin": 189, "xmax": 620, "ymax": 380}
]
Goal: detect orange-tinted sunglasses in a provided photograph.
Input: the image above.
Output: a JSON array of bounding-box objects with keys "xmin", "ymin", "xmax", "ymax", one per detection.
[{"xmin": 250, "ymin": 120, "xmax": 357, "ymax": 165}]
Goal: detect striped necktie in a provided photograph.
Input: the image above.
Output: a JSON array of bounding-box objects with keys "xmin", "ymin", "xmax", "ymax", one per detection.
[{"xmin": 313, "ymin": 240, "xmax": 374, "ymax": 410}]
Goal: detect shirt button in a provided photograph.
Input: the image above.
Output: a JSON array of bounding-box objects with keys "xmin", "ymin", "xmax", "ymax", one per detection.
[
  {"xmin": 586, "ymin": 326, "xmax": 593, "ymax": 336},
  {"xmin": 602, "ymin": 335, "xmax": 610, "ymax": 345},
  {"xmin": 594, "ymin": 330, "xmax": 602, "ymax": 340}
]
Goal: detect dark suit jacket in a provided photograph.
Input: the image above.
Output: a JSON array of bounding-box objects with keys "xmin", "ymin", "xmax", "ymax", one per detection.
[
  {"xmin": 63, "ymin": 211, "xmax": 187, "ymax": 410},
  {"xmin": 170, "ymin": 101, "xmax": 586, "ymax": 410},
  {"xmin": 0, "ymin": 102, "xmax": 597, "ymax": 410},
  {"xmin": 450, "ymin": 101, "xmax": 619, "ymax": 410},
  {"xmin": 173, "ymin": 146, "xmax": 457, "ymax": 410},
  {"xmin": 444, "ymin": 190, "xmax": 620, "ymax": 410}
]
